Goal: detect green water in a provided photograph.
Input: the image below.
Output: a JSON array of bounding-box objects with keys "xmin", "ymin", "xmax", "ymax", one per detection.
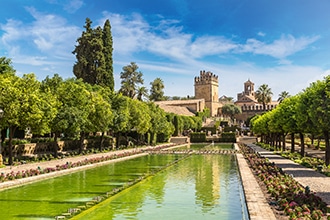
[
  {"xmin": 0, "ymin": 144, "xmax": 248, "ymax": 220},
  {"xmin": 0, "ymin": 154, "xmax": 183, "ymax": 219},
  {"xmin": 181, "ymin": 143, "xmax": 234, "ymax": 150},
  {"xmin": 74, "ymin": 154, "xmax": 248, "ymax": 220}
]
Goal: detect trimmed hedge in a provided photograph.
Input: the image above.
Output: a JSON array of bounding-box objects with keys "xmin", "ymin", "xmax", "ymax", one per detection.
[
  {"xmin": 190, "ymin": 132, "xmax": 207, "ymax": 142},
  {"xmin": 201, "ymin": 127, "xmax": 217, "ymax": 135},
  {"xmin": 220, "ymin": 132, "xmax": 236, "ymax": 143}
]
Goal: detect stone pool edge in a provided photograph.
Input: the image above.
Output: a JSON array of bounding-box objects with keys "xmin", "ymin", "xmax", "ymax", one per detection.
[{"xmin": 234, "ymin": 143, "xmax": 277, "ymax": 220}]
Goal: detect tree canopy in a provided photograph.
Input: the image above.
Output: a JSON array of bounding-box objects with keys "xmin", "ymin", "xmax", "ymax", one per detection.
[
  {"xmin": 251, "ymin": 76, "xmax": 330, "ymax": 165},
  {"xmin": 119, "ymin": 62, "xmax": 144, "ymax": 99},
  {"xmin": 149, "ymin": 77, "xmax": 165, "ymax": 101},
  {"xmin": 255, "ymin": 84, "xmax": 273, "ymax": 109},
  {"xmin": 72, "ymin": 18, "xmax": 114, "ymax": 90}
]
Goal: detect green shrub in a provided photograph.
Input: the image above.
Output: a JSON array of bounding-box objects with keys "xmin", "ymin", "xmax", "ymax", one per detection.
[
  {"xmin": 201, "ymin": 127, "xmax": 216, "ymax": 135},
  {"xmin": 190, "ymin": 132, "xmax": 206, "ymax": 142}
]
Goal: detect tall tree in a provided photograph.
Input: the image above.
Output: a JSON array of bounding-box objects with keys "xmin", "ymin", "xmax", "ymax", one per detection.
[
  {"xmin": 149, "ymin": 77, "xmax": 165, "ymax": 101},
  {"xmin": 137, "ymin": 86, "xmax": 148, "ymax": 101},
  {"xmin": 303, "ymin": 77, "xmax": 330, "ymax": 165},
  {"xmin": 110, "ymin": 93, "xmax": 130, "ymax": 148},
  {"xmin": 102, "ymin": 19, "xmax": 114, "ymax": 91},
  {"xmin": 119, "ymin": 62, "xmax": 144, "ymax": 99},
  {"xmin": 221, "ymin": 104, "xmax": 242, "ymax": 121},
  {"xmin": 256, "ymin": 84, "xmax": 273, "ymax": 110},
  {"xmin": 0, "ymin": 57, "xmax": 15, "ymax": 75},
  {"xmin": 0, "ymin": 73, "xmax": 47, "ymax": 165},
  {"xmin": 87, "ymin": 86, "xmax": 113, "ymax": 150},
  {"xmin": 277, "ymin": 91, "xmax": 290, "ymax": 103},
  {"xmin": 73, "ymin": 18, "xmax": 114, "ymax": 89}
]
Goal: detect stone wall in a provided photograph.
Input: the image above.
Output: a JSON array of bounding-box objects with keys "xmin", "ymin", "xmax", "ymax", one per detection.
[{"xmin": 1, "ymin": 138, "xmax": 114, "ymax": 158}]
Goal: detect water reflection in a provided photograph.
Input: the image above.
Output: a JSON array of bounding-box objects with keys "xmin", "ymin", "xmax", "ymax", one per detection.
[{"xmin": 76, "ymin": 154, "xmax": 248, "ymax": 220}]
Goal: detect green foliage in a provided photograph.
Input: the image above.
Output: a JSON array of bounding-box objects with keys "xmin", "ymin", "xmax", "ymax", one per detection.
[
  {"xmin": 147, "ymin": 102, "xmax": 174, "ymax": 144},
  {"xmin": 0, "ymin": 73, "xmax": 48, "ymax": 164},
  {"xmin": 255, "ymin": 84, "xmax": 273, "ymax": 109},
  {"xmin": 221, "ymin": 103, "xmax": 242, "ymax": 120},
  {"xmin": 102, "ymin": 19, "xmax": 114, "ymax": 91},
  {"xmin": 173, "ymin": 115, "xmax": 180, "ymax": 136},
  {"xmin": 149, "ymin": 77, "xmax": 165, "ymax": 101},
  {"xmin": 0, "ymin": 57, "xmax": 15, "ymax": 75},
  {"xmin": 201, "ymin": 126, "xmax": 216, "ymax": 134},
  {"xmin": 219, "ymin": 132, "xmax": 236, "ymax": 142},
  {"xmin": 136, "ymin": 86, "xmax": 148, "ymax": 101},
  {"xmin": 190, "ymin": 132, "xmax": 206, "ymax": 142},
  {"xmin": 119, "ymin": 62, "xmax": 144, "ymax": 99},
  {"xmin": 110, "ymin": 93, "xmax": 130, "ymax": 133},
  {"xmin": 73, "ymin": 18, "xmax": 114, "ymax": 90}
]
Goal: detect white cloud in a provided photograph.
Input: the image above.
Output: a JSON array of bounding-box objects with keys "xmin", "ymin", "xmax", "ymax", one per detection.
[
  {"xmin": 189, "ymin": 36, "xmax": 237, "ymax": 58},
  {"xmin": 0, "ymin": 7, "xmax": 80, "ymax": 67},
  {"xmin": 257, "ymin": 32, "xmax": 266, "ymax": 37},
  {"xmin": 101, "ymin": 12, "xmax": 320, "ymax": 64},
  {"xmin": 239, "ymin": 34, "xmax": 320, "ymax": 59},
  {"xmin": 63, "ymin": 0, "xmax": 84, "ymax": 13},
  {"xmin": 46, "ymin": 0, "xmax": 84, "ymax": 13}
]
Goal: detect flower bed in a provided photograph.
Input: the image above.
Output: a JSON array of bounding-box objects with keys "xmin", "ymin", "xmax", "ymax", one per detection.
[{"xmin": 240, "ymin": 144, "xmax": 328, "ymax": 220}]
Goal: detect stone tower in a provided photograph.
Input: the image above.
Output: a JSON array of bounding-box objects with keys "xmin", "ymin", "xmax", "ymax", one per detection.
[
  {"xmin": 194, "ymin": 70, "xmax": 220, "ymax": 116},
  {"xmin": 244, "ymin": 79, "xmax": 255, "ymax": 96}
]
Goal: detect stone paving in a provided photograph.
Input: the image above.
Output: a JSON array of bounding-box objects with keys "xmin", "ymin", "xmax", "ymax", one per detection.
[{"xmin": 235, "ymin": 146, "xmax": 277, "ymax": 220}]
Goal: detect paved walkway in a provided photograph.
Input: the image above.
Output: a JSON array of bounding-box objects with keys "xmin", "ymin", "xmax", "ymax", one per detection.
[
  {"xmin": 239, "ymin": 137, "xmax": 330, "ymax": 206},
  {"xmin": 235, "ymin": 144, "xmax": 277, "ymax": 220}
]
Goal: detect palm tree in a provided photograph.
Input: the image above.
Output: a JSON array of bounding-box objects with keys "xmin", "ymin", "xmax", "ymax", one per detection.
[
  {"xmin": 277, "ymin": 91, "xmax": 290, "ymax": 103},
  {"xmin": 119, "ymin": 62, "xmax": 144, "ymax": 99},
  {"xmin": 137, "ymin": 86, "xmax": 149, "ymax": 101},
  {"xmin": 255, "ymin": 84, "xmax": 273, "ymax": 110},
  {"xmin": 149, "ymin": 77, "xmax": 165, "ymax": 101}
]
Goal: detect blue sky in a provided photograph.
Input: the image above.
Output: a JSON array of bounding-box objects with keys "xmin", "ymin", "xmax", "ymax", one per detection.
[{"xmin": 1, "ymin": 0, "xmax": 330, "ymax": 100}]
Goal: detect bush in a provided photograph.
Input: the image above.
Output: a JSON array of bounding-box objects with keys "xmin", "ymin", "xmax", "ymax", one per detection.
[
  {"xmin": 201, "ymin": 127, "xmax": 216, "ymax": 135},
  {"xmin": 190, "ymin": 132, "xmax": 206, "ymax": 142}
]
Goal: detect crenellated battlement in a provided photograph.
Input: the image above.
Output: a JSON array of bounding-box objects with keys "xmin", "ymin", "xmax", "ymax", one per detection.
[{"xmin": 194, "ymin": 70, "xmax": 218, "ymax": 84}]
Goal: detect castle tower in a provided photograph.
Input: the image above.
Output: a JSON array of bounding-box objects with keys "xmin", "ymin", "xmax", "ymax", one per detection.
[
  {"xmin": 244, "ymin": 79, "xmax": 255, "ymax": 96},
  {"xmin": 194, "ymin": 70, "xmax": 220, "ymax": 116}
]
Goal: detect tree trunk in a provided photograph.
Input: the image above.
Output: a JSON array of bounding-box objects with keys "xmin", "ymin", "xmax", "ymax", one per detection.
[
  {"xmin": 291, "ymin": 133, "xmax": 295, "ymax": 153},
  {"xmin": 116, "ymin": 132, "xmax": 120, "ymax": 149},
  {"xmin": 277, "ymin": 133, "xmax": 282, "ymax": 150},
  {"xmin": 8, "ymin": 126, "xmax": 17, "ymax": 165},
  {"xmin": 299, "ymin": 132, "xmax": 305, "ymax": 157},
  {"xmin": 310, "ymin": 134, "xmax": 314, "ymax": 147},
  {"xmin": 282, "ymin": 134, "xmax": 286, "ymax": 151},
  {"xmin": 79, "ymin": 132, "xmax": 85, "ymax": 154},
  {"xmin": 324, "ymin": 131, "xmax": 330, "ymax": 166},
  {"xmin": 99, "ymin": 132, "xmax": 105, "ymax": 151},
  {"xmin": 53, "ymin": 132, "xmax": 59, "ymax": 158},
  {"xmin": 317, "ymin": 137, "xmax": 320, "ymax": 149}
]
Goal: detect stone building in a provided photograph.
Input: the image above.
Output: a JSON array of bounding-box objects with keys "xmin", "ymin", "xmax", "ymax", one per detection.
[
  {"xmin": 234, "ymin": 79, "xmax": 279, "ymax": 122},
  {"xmin": 194, "ymin": 70, "xmax": 222, "ymax": 116},
  {"xmin": 155, "ymin": 99, "xmax": 205, "ymax": 116},
  {"xmin": 156, "ymin": 70, "xmax": 222, "ymax": 116}
]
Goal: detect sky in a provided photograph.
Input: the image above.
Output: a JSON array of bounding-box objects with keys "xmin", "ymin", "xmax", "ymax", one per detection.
[{"xmin": 1, "ymin": 0, "xmax": 330, "ymax": 100}]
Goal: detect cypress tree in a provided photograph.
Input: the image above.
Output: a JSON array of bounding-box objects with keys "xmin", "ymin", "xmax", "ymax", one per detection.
[
  {"xmin": 73, "ymin": 18, "xmax": 95, "ymax": 84},
  {"xmin": 102, "ymin": 19, "xmax": 114, "ymax": 91},
  {"xmin": 73, "ymin": 18, "xmax": 114, "ymax": 90}
]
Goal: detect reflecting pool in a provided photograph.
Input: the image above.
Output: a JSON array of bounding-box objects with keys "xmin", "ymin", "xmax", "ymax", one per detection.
[
  {"xmin": 74, "ymin": 154, "xmax": 248, "ymax": 220},
  {"xmin": 0, "ymin": 144, "xmax": 249, "ymax": 220}
]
